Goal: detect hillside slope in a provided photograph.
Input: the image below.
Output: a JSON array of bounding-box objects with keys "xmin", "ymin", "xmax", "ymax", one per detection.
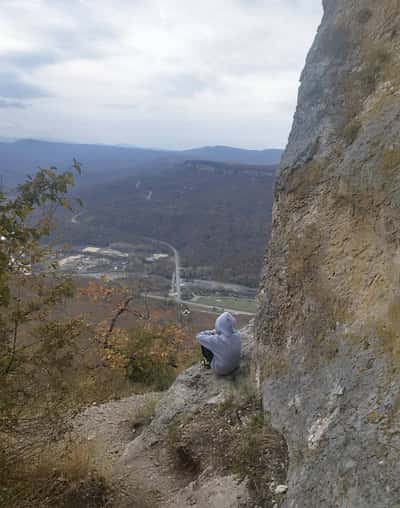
[{"xmin": 256, "ymin": 1, "xmax": 400, "ymax": 506}]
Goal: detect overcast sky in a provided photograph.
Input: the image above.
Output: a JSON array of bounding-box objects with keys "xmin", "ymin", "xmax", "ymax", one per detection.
[{"xmin": 0, "ymin": 0, "xmax": 322, "ymax": 150}]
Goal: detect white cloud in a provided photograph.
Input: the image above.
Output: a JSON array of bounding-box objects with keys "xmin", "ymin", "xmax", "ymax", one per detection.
[{"xmin": 0, "ymin": 0, "xmax": 323, "ymax": 149}]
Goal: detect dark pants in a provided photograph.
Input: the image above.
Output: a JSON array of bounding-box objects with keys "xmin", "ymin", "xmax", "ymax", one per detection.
[{"xmin": 201, "ymin": 346, "xmax": 214, "ymax": 364}]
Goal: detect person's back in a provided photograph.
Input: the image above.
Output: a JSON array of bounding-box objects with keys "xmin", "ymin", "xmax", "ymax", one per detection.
[{"xmin": 196, "ymin": 312, "xmax": 241, "ymax": 375}]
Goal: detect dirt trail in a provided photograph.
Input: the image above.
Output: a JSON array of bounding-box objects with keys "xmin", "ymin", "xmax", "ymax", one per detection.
[
  {"xmin": 72, "ymin": 388, "xmax": 250, "ymax": 507},
  {"xmin": 72, "ymin": 392, "xmax": 172, "ymax": 506},
  {"xmin": 72, "ymin": 375, "xmax": 251, "ymax": 506}
]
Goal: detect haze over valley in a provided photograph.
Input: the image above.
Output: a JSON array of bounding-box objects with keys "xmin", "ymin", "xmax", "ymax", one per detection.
[{"xmin": 1, "ymin": 138, "xmax": 281, "ymax": 315}]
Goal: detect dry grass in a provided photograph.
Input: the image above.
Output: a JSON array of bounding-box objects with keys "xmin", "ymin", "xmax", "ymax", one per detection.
[
  {"xmin": 0, "ymin": 439, "xmax": 113, "ymax": 508},
  {"xmin": 129, "ymin": 394, "xmax": 161, "ymax": 433},
  {"xmin": 166, "ymin": 396, "xmax": 288, "ymax": 507}
]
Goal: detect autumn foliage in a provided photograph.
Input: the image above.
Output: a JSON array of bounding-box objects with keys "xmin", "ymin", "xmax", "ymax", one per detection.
[
  {"xmin": 0, "ymin": 165, "xmax": 195, "ymax": 507},
  {"xmin": 80, "ymin": 280, "xmax": 188, "ymax": 390}
]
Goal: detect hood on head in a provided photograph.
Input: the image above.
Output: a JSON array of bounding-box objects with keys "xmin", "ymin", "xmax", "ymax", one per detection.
[{"xmin": 215, "ymin": 312, "xmax": 236, "ymax": 335}]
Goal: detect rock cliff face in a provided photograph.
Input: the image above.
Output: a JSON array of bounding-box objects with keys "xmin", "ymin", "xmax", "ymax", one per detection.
[{"xmin": 256, "ymin": 1, "xmax": 400, "ymax": 506}]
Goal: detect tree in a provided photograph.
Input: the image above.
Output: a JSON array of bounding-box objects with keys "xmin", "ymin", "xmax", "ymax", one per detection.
[
  {"xmin": 0, "ymin": 163, "xmax": 191, "ymax": 507},
  {"xmin": 0, "ymin": 162, "xmax": 82, "ymax": 432}
]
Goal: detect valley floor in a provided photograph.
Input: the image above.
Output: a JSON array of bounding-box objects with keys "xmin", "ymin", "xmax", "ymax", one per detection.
[{"xmin": 57, "ymin": 239, "xmax": 257, "ymax": 316}]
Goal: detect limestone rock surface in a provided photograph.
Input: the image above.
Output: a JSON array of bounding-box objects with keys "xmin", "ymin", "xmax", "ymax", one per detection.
[{"xmin": 256, "ymin": 1, "xmax": 400, "ymax": 507}]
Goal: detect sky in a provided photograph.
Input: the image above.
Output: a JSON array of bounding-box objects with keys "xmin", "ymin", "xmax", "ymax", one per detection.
[{"xmin": 0, "ymin": 0, "xmax": 323, "ymax": 150}]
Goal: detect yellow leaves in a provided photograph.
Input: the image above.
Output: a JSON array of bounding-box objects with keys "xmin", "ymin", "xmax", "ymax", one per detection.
[
  {"xmin": 77, "ymin": 279, "xmax": 192, "ymax": 386},
  {"xmin": 102, "ymin": 346, "xmax": 127, "ymax": 370},
  {"xmin": 79, "ymin": 280, "xmax": 116, "ymax": 304},
  {"xmin": 96, "ymin": 318, "xmax": 189, "ymax": 391}
]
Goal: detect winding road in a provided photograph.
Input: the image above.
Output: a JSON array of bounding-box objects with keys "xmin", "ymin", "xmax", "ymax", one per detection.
[
  {"xmin": 156, "ymin": 240, "xmax": 182, "ymax": 301},
  {"xmin": 145, "ymin": 239, "xmax": 255, "ymax": 315}
]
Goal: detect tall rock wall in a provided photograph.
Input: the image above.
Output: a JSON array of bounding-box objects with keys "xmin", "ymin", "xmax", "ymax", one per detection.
[{"xmin": 256, "ymin": 1, "xmax": 400, "ymax": 506}]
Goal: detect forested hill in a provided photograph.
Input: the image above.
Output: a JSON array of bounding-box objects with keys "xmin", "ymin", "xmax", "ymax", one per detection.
[
  {"xmin": 61, "ymin": 161, "xmax": 277, "ymax": 287},
  {"xmin": 0, "ymin": 139, "xmax": 283, "ymax": 186}
]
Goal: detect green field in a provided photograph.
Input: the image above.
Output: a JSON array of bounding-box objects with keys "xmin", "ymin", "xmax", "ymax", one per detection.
[{"xmin": 192, "ymin": 296, "xmax": 257, "ymax": 313}]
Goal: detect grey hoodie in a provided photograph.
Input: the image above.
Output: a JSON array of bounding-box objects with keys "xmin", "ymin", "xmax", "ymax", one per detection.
[{"xmin": 196, "ymin": 312, "xmax": 241, "ymax": 375}]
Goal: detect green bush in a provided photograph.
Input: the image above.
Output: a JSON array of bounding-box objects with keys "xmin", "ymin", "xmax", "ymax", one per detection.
[{"xmin": 125, "ymin": 324, "xmax": 181, "ymax": 390}]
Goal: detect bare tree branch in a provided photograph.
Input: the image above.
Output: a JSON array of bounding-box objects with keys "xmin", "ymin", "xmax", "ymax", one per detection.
[{"xmin": 4, "ymin": 317, "xmax": 19, "ymax": 375}]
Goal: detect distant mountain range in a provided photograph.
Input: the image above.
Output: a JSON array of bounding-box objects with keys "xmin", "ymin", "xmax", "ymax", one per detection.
[
  {"xmin": 180, "ymin": 145, "xmax": 283, "ymax": 165},
  {"xmin": 0, "ymin": 139, "xmax": 283, "ymax": 186}
]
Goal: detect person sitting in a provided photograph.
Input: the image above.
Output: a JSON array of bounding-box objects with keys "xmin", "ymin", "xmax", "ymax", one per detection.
[{"xmin": 196, "ymin": 311, "xmax": 241, "ymax": 375}]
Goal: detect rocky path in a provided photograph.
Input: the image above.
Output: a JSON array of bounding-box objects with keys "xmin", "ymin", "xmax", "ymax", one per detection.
[
  {"xmin": 72, "ymin": 370, "xmax": 251, "ymax": 507},
  {"xmin": 71, "ymin": 324, "xmax": 286, "ymax": 507}
]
